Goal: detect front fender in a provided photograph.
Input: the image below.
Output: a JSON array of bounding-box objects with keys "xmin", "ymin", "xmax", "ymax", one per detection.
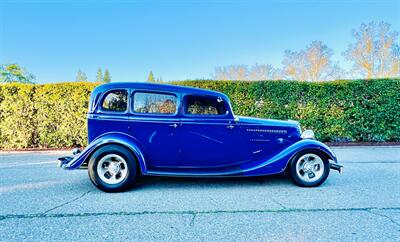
[
  {"xmin": 241, "ymin": 139, "xmax": 338, "ymax": 176},
  {"xmin": 286, "ymin": 139, "xmax": 338, "ymax": 163},
  {"xmin": 64, "ymin": 132, "xmax": 147, "ymax": 174}
]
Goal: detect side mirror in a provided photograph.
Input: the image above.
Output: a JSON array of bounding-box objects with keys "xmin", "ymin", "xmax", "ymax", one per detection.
[{"xmin": 234, "ymin": 116, "xmax": 240, "ymax": 123}]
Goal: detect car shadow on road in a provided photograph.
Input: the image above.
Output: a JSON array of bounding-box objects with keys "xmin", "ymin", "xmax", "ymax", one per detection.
[{"xmin": 131, "ymin": 173, "xmax": 293, "ymax": 191}]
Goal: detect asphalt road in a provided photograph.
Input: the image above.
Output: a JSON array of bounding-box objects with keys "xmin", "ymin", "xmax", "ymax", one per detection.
[{"xmin": 0, "ymin": 146, "xmax": 399, "ymax": 241}]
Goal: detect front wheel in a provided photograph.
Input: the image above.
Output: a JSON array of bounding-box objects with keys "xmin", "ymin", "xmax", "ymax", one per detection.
[
  {"xmin": 88, "ymin": 145, "xmax": 137, "ymax": 192},
  {"xmin": 289, "ymin": 151, "xmax": 330, "ymax": 187}
]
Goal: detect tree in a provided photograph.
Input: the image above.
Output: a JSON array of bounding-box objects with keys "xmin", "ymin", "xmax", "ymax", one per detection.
[
  {"xmin": 147, "ymin": 71, "xmax": 155, "ymax": 82},
  {"xmin": 213, "ymin": 65, "xmax": 248, "ymax": 80},
  {"xmin": 343, "ymin": 21, "xmax": 400, "ymax": 79},
  {"xmin": 282, "ymin": 41, "xmax": 343, "ymax": 81},
  {"xmin": 248, "ymin": 64, "xmax": 282, "ymax": 81},
  {"xmin": 103, "ymin": 69, "xmax": 111, "ymax": 83},
  {"xmin": 95, "ymin": 68, "xmax": 103, "ymax": 82},
  {"xmin": 212, "ymin": 64, "xmax": 281, "ymax": 81},
  {"xmin": 0, "ymin": 63, "xmax": 35, "ymax": 83},
  {"xmin": 75, "ymin": 69, "xmax": 88, "ymax": 82}
]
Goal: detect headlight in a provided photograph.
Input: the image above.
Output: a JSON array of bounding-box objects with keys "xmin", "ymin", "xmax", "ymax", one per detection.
[{"xmin": 301, "ymin": 129, "xmax": 315, "ymax": 139}]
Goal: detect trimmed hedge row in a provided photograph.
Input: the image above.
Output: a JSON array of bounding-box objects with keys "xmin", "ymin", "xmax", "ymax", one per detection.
[
  {"xmin": 0, "ymin": 82, "xmax": 96, "ymax": 149},
  {"xmin": 172, "ymin": 79, "xmax": 400, "ymax": 142},
  {"xmin": 0, "ymin": 79, "xmax": 399, "ymax": 149}
]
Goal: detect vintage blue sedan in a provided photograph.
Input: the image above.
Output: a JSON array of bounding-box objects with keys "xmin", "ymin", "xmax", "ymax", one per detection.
[{"xmin": 58, "ymin": 82, "xmax": 342, "ymax": 192}]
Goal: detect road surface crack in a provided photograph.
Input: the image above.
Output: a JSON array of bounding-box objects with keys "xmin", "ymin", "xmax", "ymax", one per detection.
[
  {"xmin": 367, "ymin": 209, "xmax": 400, "ymax": 230},
  {"xmin": 189, "ymin": 213, "xmax": 196, "ymax": 226},
  {"xmin": 271, "ymin": 197, "xmax": 287, "ymax": 209},
  {"xmin": 1, "ymin": 206, "xmax": 400, "ymax": 221},
  {"xmin": 42, "ymin": 190, "xmax": 92, "ymax": 215}
]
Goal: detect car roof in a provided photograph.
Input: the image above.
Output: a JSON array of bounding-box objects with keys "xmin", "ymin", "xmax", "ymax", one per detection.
[{"xmin": 93, "ymin": 82, "xmax": 229, "ymax": 99}]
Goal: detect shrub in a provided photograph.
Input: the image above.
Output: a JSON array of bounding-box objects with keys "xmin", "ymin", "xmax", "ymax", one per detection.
[
  {"xmin": 173, "ymin": 79, "xmax": 400, "ymax": 142},
  {"xmin": 0, "ymin": 82, "xmax": 97, "ymax": 149},
  {"xmin": 33, "ymin": 82, "xmax": 96, "ymax": 148},
  {"xmin": 0, "ymin": 83, "xmax": 36, "ymax": 148},
  {"xmin": 0, "ymin": 79, "xmax": 398, "ymax": 149}
]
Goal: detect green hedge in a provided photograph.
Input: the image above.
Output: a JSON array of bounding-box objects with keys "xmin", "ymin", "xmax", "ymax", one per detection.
[
  {"xmin": 0, "ymin": 82, "xmax": 97, "ymax": 149},
  {"xmin": 0, "ymin": 83, "xmax": 36, "ymax": 148},
  {"xmin": 172, "ymin": 79, "xmax": 400, "ymax": 142},
  {"xmin": 33, "ymin": 83, "xmax": 94, "ymax": 148},
  {"xmin": 0, "ymin": 79, "xmax": 399, "ymax": 149}
]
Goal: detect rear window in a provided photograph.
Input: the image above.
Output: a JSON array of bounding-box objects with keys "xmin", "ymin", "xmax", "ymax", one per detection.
[
  {"xmin": 101, "ymin": 90, "xmax": 128, "ymax": 112},
  {"xmin": 133, "ymin": 92, "xmax": 177, "ymax": 115},
  {"xmin": 185, "ymin": 95, "xmax": 227, "ymax": 115}
]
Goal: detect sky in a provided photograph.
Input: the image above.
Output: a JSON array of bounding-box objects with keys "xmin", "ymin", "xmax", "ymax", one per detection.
[{"xmin": 0, "ymin": 0, "xmax": 399, "ymax": 83}]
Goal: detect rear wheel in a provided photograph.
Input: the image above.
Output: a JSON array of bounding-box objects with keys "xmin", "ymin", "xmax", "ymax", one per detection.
[
  {"xmin": 88, "ymin": 145, "xmax": 137, "ymax": 192},
  {"xmin": 289, "ymin": 151, "xmax": 330, "ymax": 187}
]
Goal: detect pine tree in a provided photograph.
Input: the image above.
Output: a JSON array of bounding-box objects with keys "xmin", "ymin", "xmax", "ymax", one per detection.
[
  {"xmin": 103, "ymin": 69, "xmax": 111, "ymax": 83},
  {"xmin": 147, "ymin": 71, "xmax": 155, "ymax": 82},
  {"xmin": 95, "ymin": 68, "xmax": 103, "ymax": 83},
  {"xmin": 76, "ymin": 69, "xmax": 88, "ymax": 82}
]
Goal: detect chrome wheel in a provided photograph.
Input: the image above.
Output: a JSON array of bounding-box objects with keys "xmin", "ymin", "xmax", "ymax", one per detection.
[
  {"xmin": 295, "ymin": 153, "xmax": 325, "ymax": 183},
  {"xmin": 96, "ymin": 154, "xmax": 128, "ymax": 185}
]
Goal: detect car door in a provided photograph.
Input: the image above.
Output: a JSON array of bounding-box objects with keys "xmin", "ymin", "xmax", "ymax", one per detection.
[
  {"xmin": 89, "ymin": 89, "xmax": 130, "ymax": 143},
  {"xmin": 129, "ymin": 90, "xmax": 180, "ymax": 168},
  {"xmin": 179, "ymin": 94, "xmax": 248, "ymax": 168}
]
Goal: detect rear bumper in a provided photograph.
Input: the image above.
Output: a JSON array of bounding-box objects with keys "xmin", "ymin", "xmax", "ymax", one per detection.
[
  {"xmin": 57, "ymin": 156, "xmax": 88, "ymax": 169},
  {"xmin": 56, "ymin": 147, "xmax": 85, "ymax": 169},
  {"xmin": 57, "ymin": 156, "xmax": 73, "ymax": 168},
  {"xmin": 330, "ymin": 163, "xmax": 343, "ymax": 173}
]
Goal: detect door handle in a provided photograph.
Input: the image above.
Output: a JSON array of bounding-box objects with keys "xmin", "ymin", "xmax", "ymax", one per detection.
[
  {"xmin": 226, "ymin": 124, "xmax": 235, "ymax": 129},
  {"xmin": 169, "ymin": 123, "xmax": 178, "ymax": 128}
]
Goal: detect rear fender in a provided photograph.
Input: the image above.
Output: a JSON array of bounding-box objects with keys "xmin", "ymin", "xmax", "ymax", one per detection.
[{"xmin": 64, "ymin": 132, "xmax": 147, "ymax": 174}]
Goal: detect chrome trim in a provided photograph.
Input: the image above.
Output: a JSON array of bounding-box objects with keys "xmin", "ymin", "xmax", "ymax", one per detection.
[{"xmin": 246, "ymin": 128, "xmax": 287, "ymax": 134}]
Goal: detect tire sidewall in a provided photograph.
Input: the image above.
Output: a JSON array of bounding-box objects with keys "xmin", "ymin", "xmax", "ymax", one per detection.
[
  {"xmin": 88, "ymin": 145, "xmax": 137, "ymax": 192},
  {"xmin": 289, "ymin": 150, "xmax": 330, "ymax": 187}
]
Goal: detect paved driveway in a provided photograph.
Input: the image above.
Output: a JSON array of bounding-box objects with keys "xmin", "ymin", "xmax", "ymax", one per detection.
[{"xmin": 0, "ymin": 147, "xmax": 399, "ymax": 241}]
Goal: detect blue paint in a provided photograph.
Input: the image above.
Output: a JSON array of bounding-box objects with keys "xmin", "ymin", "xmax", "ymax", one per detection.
[{"xmin": 63, "ymin": 82, "xmax": 339, "ymax": 178}]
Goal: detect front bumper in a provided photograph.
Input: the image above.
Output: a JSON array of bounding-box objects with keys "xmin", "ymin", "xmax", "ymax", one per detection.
[{"xmin": 330, "ymin": 163, "xmax": 344, "ymax": 173}]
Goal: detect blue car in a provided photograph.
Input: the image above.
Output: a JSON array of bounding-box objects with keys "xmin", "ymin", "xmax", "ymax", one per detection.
[{"xmin": 58, "ymin": 82, "xmax": 343, "ymax": 192}]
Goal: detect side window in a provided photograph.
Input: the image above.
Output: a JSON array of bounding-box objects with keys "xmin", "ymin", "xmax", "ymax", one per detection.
[
  {"xmin": 101, "ymin": 90, "xmax": 128, "ymax": 112},
  {"xmin": 133, "ymin": 92, "xmax": 177, "ymax": 115},
  {"xmin": 185, "ymin": 95, "xmax": 227, "ymax": 115}
]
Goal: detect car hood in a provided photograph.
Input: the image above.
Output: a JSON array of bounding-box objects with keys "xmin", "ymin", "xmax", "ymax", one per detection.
[{"xmin": 237, "ymin": 116, "xmax": 301, "ymax": 129}]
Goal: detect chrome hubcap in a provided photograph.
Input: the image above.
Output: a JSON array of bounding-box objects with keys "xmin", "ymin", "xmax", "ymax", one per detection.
[
  {"xmin": 295, "ymin": 153, "xmax": 324, "ymax": 183},
  {"xmin": 97, "ymin": 154, "xmax": 128, "ymax": 185}
]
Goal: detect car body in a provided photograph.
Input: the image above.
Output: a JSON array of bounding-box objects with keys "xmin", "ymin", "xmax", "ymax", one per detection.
[{"xmin": 58, "ymin": 82, "xmax": 342, "ymax": 192}]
